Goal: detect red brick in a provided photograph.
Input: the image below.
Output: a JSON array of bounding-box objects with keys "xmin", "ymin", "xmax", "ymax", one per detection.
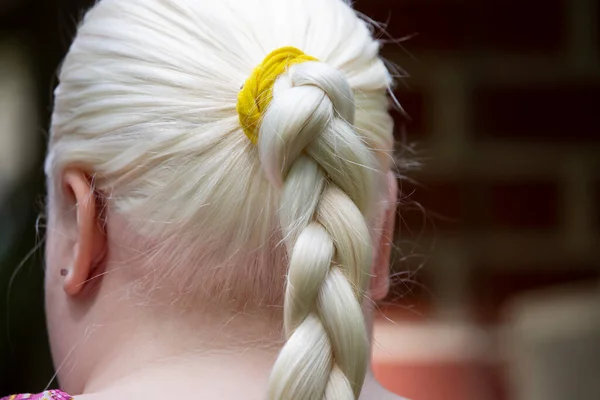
[
  {"xmin": 353, "ymin": 0, "xmax": 564, "ymax": 52},
  {"xmin": 473, "ymin": 83, "xmax": 600, "ymax": 141},
  {"xmin": 374, "ymin": 363, "xmax": 505, "ymax": 400},
  {"xmin": 471, "ymin": 266, "xmax": 599, "ymax": 323},
  {"xmin": 488, "ymin": 181, "xmax": 561, "ymax": 230}
]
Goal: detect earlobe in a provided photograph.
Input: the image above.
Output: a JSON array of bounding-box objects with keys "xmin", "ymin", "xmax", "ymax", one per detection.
[
  {"xmin": 62, "ymin": 169, "xmax": 107, "ymax": 296},
  {"xmin": 370, "ymin": 172, "xmax": 398, "ymax": 301},
  {"xmin": 64, "ymin": 242, "xmax": 87, "ymax": 296}
]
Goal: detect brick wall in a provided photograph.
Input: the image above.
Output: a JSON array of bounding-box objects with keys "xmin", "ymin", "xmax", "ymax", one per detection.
[
  {"xmin": 355, "ymin": 1, "xmax": 600, "ymax": 398},
  {"xmin": 354, "ymin": 0, "xmax": 600, "ymax": 323}
]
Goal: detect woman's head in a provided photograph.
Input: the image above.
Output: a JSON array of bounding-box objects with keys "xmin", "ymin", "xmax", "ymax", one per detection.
[{"xmin": 44, "ymin": 0, "xmax": 396, "ymax": 397}]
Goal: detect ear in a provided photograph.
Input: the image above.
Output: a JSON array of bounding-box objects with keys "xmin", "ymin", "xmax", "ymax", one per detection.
[
  {"xmin": 370, "ymin": 171, "xmax": 398, "ymax": 301},
  {"xmin": 62, "ymin": 169, "xmax": 107, "ymax": 296}
]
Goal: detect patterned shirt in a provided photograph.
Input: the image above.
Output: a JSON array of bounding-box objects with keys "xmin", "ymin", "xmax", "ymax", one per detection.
[{"xmin": 1, "ymin": 390, "xmax": 73, "ymax": 400}]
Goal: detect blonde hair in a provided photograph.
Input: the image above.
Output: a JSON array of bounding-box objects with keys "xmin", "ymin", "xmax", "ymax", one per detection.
[{"xmin": 46, "ymin": 0, "xmax": 394, "ymax": 398}]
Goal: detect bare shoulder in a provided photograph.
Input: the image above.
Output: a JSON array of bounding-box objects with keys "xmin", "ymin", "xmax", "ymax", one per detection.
[
  {"xmin": 360, "ymin": 380, "xmax": 410, "ymax": 400},
  {"xmin": 365, "ymin": 391, "xmax": 410, "ymax": 400},
  {"xmin": 381, "ymin": 392, "xmax": 410, "ymax": 400}
]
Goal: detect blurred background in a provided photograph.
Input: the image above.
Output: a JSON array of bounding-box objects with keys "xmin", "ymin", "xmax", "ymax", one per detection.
[{"xmin": 0, "ymin": 0, "xmax": 599, "ymax": 399}]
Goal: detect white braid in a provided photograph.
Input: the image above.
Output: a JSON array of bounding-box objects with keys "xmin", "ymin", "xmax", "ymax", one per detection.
[{"xmin": 260, "ymin": 62, "xmax": 377, "ymax": 400}]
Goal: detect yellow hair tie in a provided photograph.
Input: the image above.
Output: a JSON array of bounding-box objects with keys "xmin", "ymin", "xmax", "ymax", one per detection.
[{"xmin": 237, "ymin": 46, "xmax": 318, "ymax": 144}]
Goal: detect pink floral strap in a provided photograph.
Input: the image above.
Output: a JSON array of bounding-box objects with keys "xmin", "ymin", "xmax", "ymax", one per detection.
[{"xmin": 1, "ymin": 390, "xmax": 73, "ymax": 400}]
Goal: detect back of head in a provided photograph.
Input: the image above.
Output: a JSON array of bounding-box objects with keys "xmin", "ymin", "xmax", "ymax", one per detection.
[{"xmin": 46, "ymin": 0, "xmax": 394, "ymax": 398}]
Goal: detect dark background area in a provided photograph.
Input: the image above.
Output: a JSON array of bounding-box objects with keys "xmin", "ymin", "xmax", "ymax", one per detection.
[
  {"xmin": 0, "ymin": 0, "xmax": 97, "ymax": 392},
  {"xmin": 1, "ymin": 0, "xmax": 599, "ymax": 399}
]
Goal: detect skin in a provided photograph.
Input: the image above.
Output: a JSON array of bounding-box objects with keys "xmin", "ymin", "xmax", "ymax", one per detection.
[{"xmin": 45, "ymin": 169, "xmax": 404, "ymax": 400}]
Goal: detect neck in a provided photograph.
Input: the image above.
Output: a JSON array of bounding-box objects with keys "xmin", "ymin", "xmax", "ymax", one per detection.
[
  {"xmin": 73, "ymin": 301, "xmax": 279, "ymax": 395},
  {"xmin": 57, "ymin": 264, "xmax": 395, "ymax": 400},
  {"xmin": 73, "ymin": 310, "xmax": 389, "ymax": 400},
  {"xmin": 62, "ymin": 304, "xmax": 393, "ymax": 400},
  {"xmin": 84, "ymin": 334, "xmax": 280, "ymax": 399}
]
